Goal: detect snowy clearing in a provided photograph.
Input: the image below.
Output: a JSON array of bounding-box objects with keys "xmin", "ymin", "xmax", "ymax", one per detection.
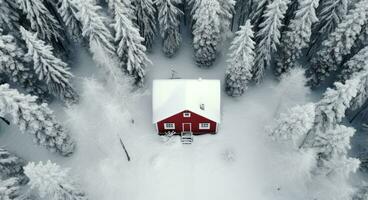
[{"xmin": 0, "ymin": 39, "xmax": 358, "ymax": 200}]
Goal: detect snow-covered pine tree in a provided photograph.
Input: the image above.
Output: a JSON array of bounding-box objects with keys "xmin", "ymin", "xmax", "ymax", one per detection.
[
  {"xmin": 0, "ymin": 148, "xmax": 27, "ymax": 182},
  {"xmin": 0, "ymin": 178, "xmax": 22, "ymax": 200},
  {"xmin": 0, "ymin": 84, "xmax": 75, "ymax": 156},
  {"xmin": 217, "ymin": 0, "xmax": 235, "ymax": 40},
  {"xmin": 156, "ymin": 0, "xmax": 183, "ymax": 57},
  {"xmin": 76, "ymin": 0, "xmax": 122, "ymax": 80},
  {"xmin": 340, "ymin": 46, "xmax": 368, "ymax": 82},
  {"xmin": 20, "ymin": 27, "xmax": 79, "ymax": 104},
  {"xmin": 192, "ymin": 0, "xmax": 221, "ymax": 67},
  {"xmin": 315, "ymin": 0, "xmax": 348, "ymax": 35},
  {"xmin": 16, "ymin": 0, "xmax": 63, "ymax": 42},
  {"xmin": 24, "ymin": 161, "xmax": 87, "ymax": 200},
  {"xmin": 112, "ymin": 0, "xmax": 151, "ymax": 86},
  {"xmin": 0, "ymin": 0, "xmax": 20, "ymax": 32},
  {"xmin": 269, "ymin": 103, "xmax": 315, "ymax": 147},
  {"xmin": 0, "ymin": 29, "xmax": 50, "ymax": 101},
  {"xmin": 250, "ymin": 0, "xmax": 270, "ymax": 30},
  {"xmin": 236, "ymin": 0, "xmax": 253, "ymax": 28},
  {"xmin": 300, "ymin": 78, "xmax": 361, "ymax": 149},
  {"xmin": 312, "ymin": 124, "xmax": 355, "ymax": 159},
  {"xmin": 132, "ymin": 0, "xmax": 157, "ymax": 51},
  {"xmin": 275, "ymin": 0, "xmax": 319, "ymax": 77},
  {"xmin": 57, "ymin": 0, "xmax": 82, "ymax": 41},
  {"xmin": 252, "ymin": 0, "xmax": 290, "ymax": 83},
  {"xmin": 225, "ymin": 20, "xmax": 255, "ymax": 96},
  {"xmin": 307, "ymin": 0, "xmax": 368, "ymax": 87}
]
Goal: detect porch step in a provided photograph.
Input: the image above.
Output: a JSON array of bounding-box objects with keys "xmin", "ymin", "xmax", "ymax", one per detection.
[{"xmin": 181, "ymin": 131, "xmax": 193, "ymax": 144}]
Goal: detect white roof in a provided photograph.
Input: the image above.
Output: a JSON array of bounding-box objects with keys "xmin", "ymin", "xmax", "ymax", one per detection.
[{"xmin": 152, "ymin": 79, "xmax": 221, "ymax": 123}]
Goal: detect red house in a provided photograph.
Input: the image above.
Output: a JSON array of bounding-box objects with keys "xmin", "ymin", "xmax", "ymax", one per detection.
[{"xmin": 152, "ymin": 79, "xmax": 221, "ymax": 142}]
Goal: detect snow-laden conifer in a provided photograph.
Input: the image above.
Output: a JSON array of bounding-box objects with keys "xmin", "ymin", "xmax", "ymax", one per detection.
[
  {"xmin": 236, "ymin": 0, "xmax": 253, "ymax": 28},
  {"xmin": 0, "ymin": 178, "xmax": 23, "ymax": 200},
  {"xmin": 250, "ymin": 0, "xmax": 270, "ymax": 29},
  {"xmin": 315, "ymin": 0, "xmax": 348, "ymax": 34},
  {"xmin": 312, "ymin": 124, "xmax": 355, "ymax": 159},
  {"xmin": 57, "ymin": 0, "xmax": 82, "ymax": 41},
  {"xmin": 24, "ymin": 161, "xmax": 87, "ymax": 200},
  {"xmin": 269, "ymin": 103, "xmax": 315, "ymax": 147},
  {"xmin": 20, "ymin": 27, "xmax": 79, "ymax": 104},
  {"xmin": 0, "ymin": 0, "xmax": 20, "ymax": 32},
  {"xmin": 132, "ymin": 0, "xmax": 156, "ymax": 51},
  {"xmin": 112, "ymin": 0, "xmax": 151, "ymax": 86},
  {"xmin": 156, "ymin": 0, "xmax": 183, "ymax": 57},
  {"xmin": 252, "ymin": 0, "xmax": 290, "ymax": 83},
  {"xmin": 192, "ymin": 0, "xmax": 221, "ymax": 67},
  {"xmin": 16, "ymin": 0, "xmax": 62, "ymax": 41},
  {"xmin": 0, "ymin": 84, "xmax": 75, "ymax": 156},
  {"xmin": 76, "ymin": 0, "xmax": 121, "ymax": 80},
  {"xmin": 225, "ymin": 21, "xmax": 255, "ymax": 96},
  {"xmin": 0, "ymin": 148, "xmax": 27, "ymax": 182},
  {"xmin": 0, "ymin": 29, "xmax": 50, "ymax": 100},
  {"xmin": 276, "ymin": 0, "xmax": 319, "ymax": 77},
  {"xmin": 307, "ymin": 0, "xmax": 368, "ymax": 87},
  {"xmin": 340, "ymin": 46, "xmax": 368, "ymax": 81},
  {"xmin": 217, "ymin": 0, "xmax": 235, "ymax": 39}
]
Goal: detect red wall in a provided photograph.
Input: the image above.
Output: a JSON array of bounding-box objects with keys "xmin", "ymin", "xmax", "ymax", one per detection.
[{"xmin": 156, "ymin": 110, "xmax": 217, "ymax": 135}]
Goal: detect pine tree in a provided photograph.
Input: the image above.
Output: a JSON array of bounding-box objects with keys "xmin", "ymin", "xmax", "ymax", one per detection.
[
  {"xmin": 132, "ymin": 0, "xmax": 157, "ymax": 51},
  {"xmin": 252, "ymin": 0, "xmax": 290, "ymax": 83},
  {"xmin": 250, "ymin": 0, "xmax": 270, "ymax": 30},
  {"xmin": 269, "ymin": 103, "xmax": 315, "ymax": 147},
  {"xmin": 156, "ymin": 0, "xmax": 183, "ymax": 57},
  {"xmin": 307, "ymin": 0, "xmax": 368, "ymax": 87},
  {"xmin": 0, "ymin": 84, "xmax": 75, "ymax": 156},
  {"xmin": 112, "ymin": 0, "xmax": 151, "ymax": 86},
  {"xmin": 192, "ymin": 0, "xmax": 221, "ymax": 67},
  {"xmin": 20, "ymin": 27, "xmax": 79, "ymax": 104},
  {"xmin": 76, "ymin": 0, "xmax": 122, "ymax": 80},
  {"xmin": 16, "ymin": 0, "xmax": 63, "ymax": 42},
  {"xmin": 0, "ymin": 148, "xmax": 27, "ymax": 182},
  {"xmin": 0, "ymin": 29, "xmax": 50, "ymax": 101},
  {"xmin": 340, "ymin": 46, "xmax": 368, "ymax": 82},
  {"xmin": 312, "ymin": 124, "xmax": 355, "ymax": 159},
  {"xmin": 236, "ymin": 0, "xmax": 254, "ymax": 28},
  {"xmin": 217, "ymin": 0, "xmax": 235, "ymax": 40},
  {"xmin": 24, "ymin": 161, "xmax": 87, "ymax": 200},
  {"xmin": 0, "ymin": 178, "xmax": 22, "ymax": 200},
  {"xmin": 315, "ymin": 0, "xmax": 348, "ymax": 34},
  {"xmin": 225, "ymin": 21, "xmax": 255, "ymax": 96},
  {"xmin": 276, "ymin": 0, "xmax": 319, "ymax": 77},
  {"xmin": 0, "ymin": 0, "xmax": 20, "ymax": 32},
  {"xmin": 57, "ymin": 0, "xmax": 82, "ymax": 41},
  {"xmin": 300, "ymin": 79, "xmax": 361, "ymax": 149}
]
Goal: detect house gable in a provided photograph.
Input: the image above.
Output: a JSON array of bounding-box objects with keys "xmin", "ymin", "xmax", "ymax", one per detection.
[{"xmin": 157, "ymin": 110, "xmax": 217, "ymax": 135}]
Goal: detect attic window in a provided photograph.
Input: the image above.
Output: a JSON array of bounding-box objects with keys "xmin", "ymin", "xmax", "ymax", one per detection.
[
  {"xmin": 200, "ymin": 103, "xmax": 205, "ymax": 110},
  {"xmin": 164, "ymin": 123, "xmax": 175, "ymax": 130},
  {"xmin": 183, "ymin": 112, "xmax": 191, "ymax": 117}
]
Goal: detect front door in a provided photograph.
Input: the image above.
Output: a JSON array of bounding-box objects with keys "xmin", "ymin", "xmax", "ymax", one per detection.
[{"xmin": 182, "ymin": 123, "xmax": 192, "ymax": 132}]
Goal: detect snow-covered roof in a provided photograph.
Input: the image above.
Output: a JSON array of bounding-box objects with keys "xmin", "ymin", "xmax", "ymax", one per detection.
[{"xmin": 152, "ymin": 79, "xmax": 221, "ymax": 123}]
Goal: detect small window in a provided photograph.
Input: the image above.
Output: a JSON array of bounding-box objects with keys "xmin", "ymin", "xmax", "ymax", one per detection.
[
  {"xmin": 164, "ymin": 123, "xmax": 175, "ymax": 129},
  {"xmin": 199, "ymin": 123, "xmax": 210, "ymax": 130},
  {"xmin": 183, "ymin": 112, "xmax": 191, "ymax": 117}
]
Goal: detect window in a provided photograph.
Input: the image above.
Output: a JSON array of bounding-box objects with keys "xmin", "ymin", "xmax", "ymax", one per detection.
[
  {"xmin": 199, "ymin": 123, "xmax": 210, "ymax": 130},
  {"xmin": 164, "ymin": 123, "xmax": 175, "ymax": 129},
  {"xmin": 183, "ymin": 112, "xmax": 191, "ymax": 117}
]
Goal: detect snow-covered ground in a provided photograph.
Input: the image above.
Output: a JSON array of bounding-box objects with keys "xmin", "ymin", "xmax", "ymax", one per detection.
[{"xmin": 0, "ymin": 36, "xmax": 359, "ymax": 200}]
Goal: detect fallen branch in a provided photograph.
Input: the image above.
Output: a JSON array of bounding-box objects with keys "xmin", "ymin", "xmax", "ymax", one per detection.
[
  {"xmin": 0, "ymin": 117, "xmax": 10, "ymax": 125},
  {"xmin": 119, "ymin": 137, "xmax": 131, "ymax": 162}
]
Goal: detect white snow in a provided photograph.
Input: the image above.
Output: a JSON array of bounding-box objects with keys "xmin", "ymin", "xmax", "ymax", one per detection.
[
  {"xmin": 0, "ymin": 34, "xmax": 360, "ymax": 200},
  {"xmin": 152, "ymin": 79, "xmax": 221, "ymax": 123}
]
